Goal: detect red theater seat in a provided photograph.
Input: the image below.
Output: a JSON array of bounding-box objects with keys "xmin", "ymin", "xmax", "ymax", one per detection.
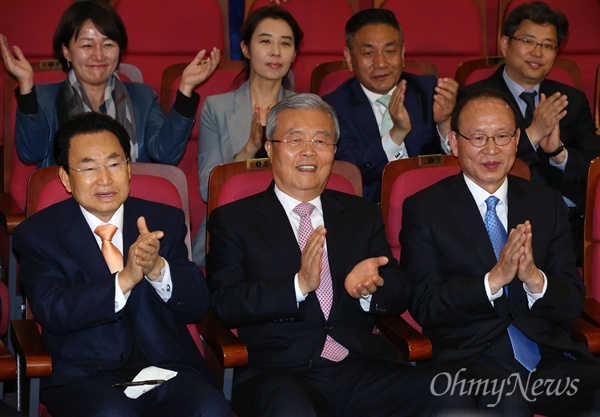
[{"xmin": 374, "ymin": 0, "xmax": 487, "ymax": 78}]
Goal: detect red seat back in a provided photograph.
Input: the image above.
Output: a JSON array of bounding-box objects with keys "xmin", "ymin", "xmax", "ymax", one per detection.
[
  {"xmin": 584, "ymin": 158, "xmax": 600, "ymax": 301},
  {"xmin": 115, "ymin": 0, "xmax": 228, "ymax": 97},
  {"xmin": 375, "ymin": 0, "xmax": 487, "ymax": 78}
]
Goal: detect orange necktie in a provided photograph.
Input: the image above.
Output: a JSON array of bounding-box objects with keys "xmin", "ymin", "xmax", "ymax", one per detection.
[{"xmin": 94, "ymin": 224, "xmax": 123, "ymax": 273}]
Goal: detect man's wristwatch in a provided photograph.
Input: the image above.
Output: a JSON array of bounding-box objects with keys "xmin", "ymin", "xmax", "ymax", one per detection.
[{"xmin": 545, "ymin": 142, "xmax": 565, "ymax": 157}]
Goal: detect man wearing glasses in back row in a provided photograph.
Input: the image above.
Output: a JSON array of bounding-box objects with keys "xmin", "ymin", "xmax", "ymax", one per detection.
[{"xmin": 459, "ymin": 1, "xmax": 600, "ymax": 265}]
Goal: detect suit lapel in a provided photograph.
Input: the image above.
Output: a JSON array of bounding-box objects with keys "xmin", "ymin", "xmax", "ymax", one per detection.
[
  {"xmin": 449, "ymin": 175, "xmax": 499, "ymax": 268},
  {"xmin": 255, "ymin": 186, "xmax": 304, "ymax": 276},
  {"xmin": 226, "ymin": 82, "xmax": 253, "ymax": 158},
  {"xmin": 349, "ymin": 79, "xmax": 381, "ymax": 143}
]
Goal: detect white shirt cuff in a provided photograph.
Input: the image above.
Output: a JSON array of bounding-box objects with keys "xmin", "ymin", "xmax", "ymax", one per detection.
[
  {"xmin": 294, "ymin": 273, "xmax": 307, "ymax": 306},
  {"xmin": 437, "ymin": 125, "xmax": 451, "ymax": 155},
  {"xmin": 115, "ymin": 273, "xmax": 130, "ymax": 312},
  {"xmin": 146, "ymin": 258, "xmax": 172, "ymax": 302},
  {"xmin": 484, "ymin": 273, "xmax": 504, "ymax": 304},
  {"xmin": 382, "ymin": 131, "xmax": 406, "ymax": 161},
  {"xmin": 523, "ymin": 269, "xmax": 547, "ymax": 309}
]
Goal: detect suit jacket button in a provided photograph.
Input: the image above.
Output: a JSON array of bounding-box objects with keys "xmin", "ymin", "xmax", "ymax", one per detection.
[
  {"xmin": 325, "ymin": 324, "xmax": 333, "ymax": 331},
  {"xmin": 508, "ymin": 314, "xmax": 514, "ymax": 320},
  {"xmin": 120, "ymin": 353, "xmax": 126, "ymax": 359}
]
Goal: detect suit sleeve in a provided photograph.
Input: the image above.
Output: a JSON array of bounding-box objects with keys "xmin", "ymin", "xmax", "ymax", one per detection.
[
  {"xmin": 400, "ymin": 196, "xmax": 496, "ymax": 328},
  {"xmin": 206, "ymin": 206, "xmax": 303, "ymax": 328},
  {"xmin": 139, "ymin": 85, "xmax": 197, "ymax": 165},
  {"xmin": 153, "ymin": 208, "xmax": 210, "ymax": 323},
  {"xmin": 528, "ymin": 191, "xmax": 585, "ymax": 322},
  {"xmin": 554, "ymin": 91, "xmax": 600, "ymax": 182},
  {"xmin": 14, "ymin": 87, "xmax": 55, "ymax": 166}
]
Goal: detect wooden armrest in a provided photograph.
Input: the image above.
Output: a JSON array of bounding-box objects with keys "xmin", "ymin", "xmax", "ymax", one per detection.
[
  {"xmin": 570, "ymin": 317, "xmax": 600, "ymax": 355},
  {"xmin": 197, "ymin": 311, "xmax": 248, "ymax": 368},
  {"xmin": 10, "ymin": 319, "xmax": 52, "ymax": 378},
  {"xmin": 0, "ymin": 192, "xmax": 26, "ymax": 233},
  {"xmin": 375, "ymin": 315, "xmax": 432, "ymax": 362},
  {"xmin": 0, "ymin": 339, "xmax": 16, "ymax": 380},
  {"xmin": 582, "ymin": 298, "xmax": 600, "ymax": 327}
]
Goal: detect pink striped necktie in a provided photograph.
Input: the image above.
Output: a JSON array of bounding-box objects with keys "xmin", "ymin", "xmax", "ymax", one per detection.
[{"xmin": 293, "ymin": 202, "xmax": 349, "ymax": 362}]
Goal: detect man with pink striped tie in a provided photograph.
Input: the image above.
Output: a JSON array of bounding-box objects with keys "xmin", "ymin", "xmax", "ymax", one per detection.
[{"xmin": 207, "ymin": 94, "xmax": 460, "ymax": 417}]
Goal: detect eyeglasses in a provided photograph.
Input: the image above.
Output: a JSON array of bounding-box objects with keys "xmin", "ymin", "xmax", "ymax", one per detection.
[
  {"xmin": 70, "ymin": 159, "xmax": 129, "ymax": 178},
  {"xmin": 269, "ymin": 138, "xmax": 336, "ymax": 150},
  {"xmin": 509, "ymin": 36, "xmax": 558, "ymax": 52},
  {"xmin": 457, "ymin": 131, "xmax": 517, "ymax": 148}
]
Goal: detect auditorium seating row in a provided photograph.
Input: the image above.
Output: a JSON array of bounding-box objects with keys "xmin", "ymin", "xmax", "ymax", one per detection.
[{"xmin": 5, "ymin": 153, "xmax": 600, "ymax": 416}]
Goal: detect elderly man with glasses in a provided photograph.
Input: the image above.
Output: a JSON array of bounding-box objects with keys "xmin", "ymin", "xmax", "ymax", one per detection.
[
  {"xmin": 401, "ymin": 88, "xmax": 600, "ymax": 416},
  {"xmin": 12, "ymin": 112, "xmax": 230, "ymax": 417},
  {"xmin": 459, "ymin": 1, "xmax": 600, "ymax": 265}
]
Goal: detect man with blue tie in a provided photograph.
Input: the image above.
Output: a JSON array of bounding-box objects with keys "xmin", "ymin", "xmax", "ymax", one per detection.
[
  {"xmin": 400, "ymin": 89, "xmax": 600, "ymax": 416},
  {"xmin": 459, "ymin": 1, "xmax": 600, "ymax": 264}
]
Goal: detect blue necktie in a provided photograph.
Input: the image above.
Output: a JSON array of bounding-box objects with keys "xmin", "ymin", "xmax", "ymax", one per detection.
[{"xmin": 484, "ymin": 196, "xmax": 541, "ymax": 372}]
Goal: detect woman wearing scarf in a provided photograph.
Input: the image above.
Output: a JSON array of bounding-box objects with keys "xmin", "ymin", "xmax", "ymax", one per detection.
[{"xmin": 0, "ymin": 0, "xmax": 220, "ymax": 168}]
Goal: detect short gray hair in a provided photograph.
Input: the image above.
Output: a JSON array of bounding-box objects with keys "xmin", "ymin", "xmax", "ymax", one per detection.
[{"xmin": 266, "ymin": 93, "xmax": 340, "ymax": 143}]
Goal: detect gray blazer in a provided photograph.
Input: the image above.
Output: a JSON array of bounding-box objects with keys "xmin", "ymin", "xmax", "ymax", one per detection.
[{"xmin": 197, "ymin": 81, "xmax": 294, "ymax": 201}]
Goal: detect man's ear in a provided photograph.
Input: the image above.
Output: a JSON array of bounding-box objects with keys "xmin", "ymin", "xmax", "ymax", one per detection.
[
  {"xmin": 499, "ymin": 35, "xmax": 510, "ymax": 57},
  {"xmin": 265, "ymin": 140, "xmax": 273, "ymax": 159},
  {"xmin": 59, "ymin": 166, "xmax": 72, "ymax": 193},
  {"xmin": 343, "ymin": 48, "xmax": 353, "ymax": 73},
  {"xmin": 448, "ymin": 131, "xmax": 459, "ymax": 157}
]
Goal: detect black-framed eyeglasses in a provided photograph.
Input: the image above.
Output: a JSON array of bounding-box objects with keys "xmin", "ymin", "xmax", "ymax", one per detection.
[
  {"xmin": 70, "ymin": 159, "xmax": 130, "ymax": 178},
  {"xmin": 509, "ymin": 36, "xmax": 558, "ymax": 52},
  {"xmin": 457, "ymin": 131, "xmax": 517, "ymax": 148},
  {"xmin": 269, "ymin": 139, "xmax": 337, "ymax": 150}
]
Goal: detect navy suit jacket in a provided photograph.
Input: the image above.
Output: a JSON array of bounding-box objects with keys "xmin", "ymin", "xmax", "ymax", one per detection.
[
  {"xmin": 323, "ymin": 74, "xmax": 443, "ymax": 201},
  {"xmin": 207, "ymin": 185, "xmax": 410, "ymax": 385},
  {"xmin": 400, "ymin": 174, "xmax": 593, "ymax": 367},
  {"xmin": 459, "ymin": 66, "xmax": 600, "ymax": 208},
  {"xmin": 13, "ymin": 197, "xmax": 211, "ymax": 389}
]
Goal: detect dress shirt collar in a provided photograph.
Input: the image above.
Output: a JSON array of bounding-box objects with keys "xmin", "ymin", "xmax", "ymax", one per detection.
[
  {"xmin": 273, "ymin": 184, "xmax": 323, "ymax": 217},
  {"xmin": 502, "ymin": 66, "xmax": 540, "ymax": 107},
  {"xmin": 360, "ymin": 83, "xmax": 397, "ymax": 112},
  {"xmin": 80, "ymin": 204, "xmax": 125, "ymax": 233},
  {"xmin": 80, "ymin": 204, "xmax": 125, "ymax": 255},
  {"xmin": 463, "ymin": 174, "xmax": 508, "ymax": 224}
]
